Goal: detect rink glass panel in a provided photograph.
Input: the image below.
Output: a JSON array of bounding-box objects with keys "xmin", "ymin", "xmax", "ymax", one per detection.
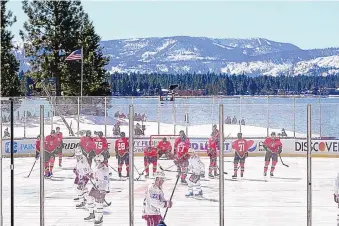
[{"xmin": 223, "ymin": 101, "xmax": 308, "ymax": 226}]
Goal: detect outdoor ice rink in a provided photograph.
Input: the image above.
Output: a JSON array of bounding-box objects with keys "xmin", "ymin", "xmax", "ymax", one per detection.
[{"xmin": 1, "ymin": 156, "xmax": 337, "ymax": 226}]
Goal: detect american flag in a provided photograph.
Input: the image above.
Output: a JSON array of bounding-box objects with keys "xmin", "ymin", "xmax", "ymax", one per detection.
[{"xmin": 65, "ymin": 49, "xmax": 82, "ymax": 61}]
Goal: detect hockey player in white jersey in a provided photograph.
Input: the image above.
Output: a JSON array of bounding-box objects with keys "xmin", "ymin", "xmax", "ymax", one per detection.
[
  {"xmin": 142, "ymin": 171, "xmax": 172, "ymax": 226},
  {"xmin": 185, "ymin": 150, "xmax": 205, "ymax": 197},
  {"xmin": 84, "ymin": 154, "xmax": 110, "ymax": 225},
  {"xmin": 334, "ymin": 173, "xmax": 339, "ymax": 224},
  {"xmin": 73, "ymin": 147, "xmax": 92, "ymax": 208}
]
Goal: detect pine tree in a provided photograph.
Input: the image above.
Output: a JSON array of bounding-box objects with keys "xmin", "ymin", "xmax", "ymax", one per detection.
[
  {"xmin": 20, "ymin": 0, "xmax": 108, "ymax": 97},
  {"xmin": 1, "ymin": 0, "xmax": 21, "ymax": 97}
]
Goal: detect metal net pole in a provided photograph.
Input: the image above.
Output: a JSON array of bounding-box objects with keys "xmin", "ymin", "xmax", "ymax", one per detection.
[
  {"xmin": 10, "ymin": 99, "xmax": 14, "ymax": 226},
  {"xmin": 40, "ymin": 105, "xmax": 45, "ymax": 226},
  {"xmin": 219, "ymin": 104, "xmax": 225, "ymax": 226},
  {"xmin": 307, "ymin": 104, "xmax": 312, "ymax": 226},
  {"xmin": 0, "ymin": 102, "xmax": 2, "ymax": 226},
  {"xmin": 129, "ymin": 105, "xmax": 134, "ymax": 226}
]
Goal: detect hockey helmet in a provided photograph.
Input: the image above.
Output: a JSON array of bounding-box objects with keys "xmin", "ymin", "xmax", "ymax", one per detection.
[
  {"xmin": 98, "ymin": 131, "xmax": 103, "ymax": 137},
  {"xmin": 51, "ymin": 130, "xmax": 56, "ymax": 135},
  {"xmin": 86, "ymin": 130, "xmax": 91, "ymax": 137},
  {"xmin": 271, "ymin": 132, "xmax": 276, "ymax": 138},
  {"xmin": 237, "ymin": 132, "xmax": 242, "ymax": 139},
  {"xmin": 74, "ymin": 147, "xmax": 82, "ymax": 156},
  {"xmin": 120, "ymin": 132, "xmax": 125, "ymax": 137},
  {"xmin": 155, "ymin": 171, "xmax": 166, "ymax": 179},
  {"xmin": 37, "ymin": 134, "xmax": 40, "ymax": 139},
  {"xmin": 94, "ymin": 154, "xmax": 104, "ymax": 163},
  {"xmin": 56, "ymin": 126, "xmax": 60, "ymax": 131}
]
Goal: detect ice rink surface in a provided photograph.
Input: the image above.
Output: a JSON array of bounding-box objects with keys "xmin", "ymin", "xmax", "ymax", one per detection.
[{"xmin": 1, "ymin": 156, "xmax": 338, "ymax": 226}]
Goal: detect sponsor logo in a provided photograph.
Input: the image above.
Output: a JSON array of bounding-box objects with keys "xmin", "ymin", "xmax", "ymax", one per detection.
[
  {"xmin": 247, "ymin": 140, "xmax": 257, "ymax": 152},
  {"xmin": 5, "ymin": 141, "xmax": 36, "ymax": 153},
  {"xmin": 5, "ymin": 141, "xmax": 18, "ymax": 153},
  {"xmin": 295, "ymin": 141, "xmax": 339, "ymax": 152}
]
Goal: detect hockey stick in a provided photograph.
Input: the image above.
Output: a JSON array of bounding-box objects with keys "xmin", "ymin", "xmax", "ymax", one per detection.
[
  {"xmin": 108, "ymin": 164, "xmax": 118, "ymax": 173},
  {"xmin": 279, "ymin": 154, "xmax": 289, "ymax": 167},
  {"xmin": 163, "ymin": 170, "xmax": 180, "ymax": 220},
  {"xmin": 136, "ymin": 163, "xmax": 151, "ymax": 181},
  {"xmin": 216, "ymin": 165, "xmax": 228, "ymax": 175},
  {"xmin": 26, "ymin": 159, "xmax": 37, "ymax": 178},
  {"xmin": 89, "ymin": 179, "xmax": 111, "ymax": 206},
  {"xmin": 134, "ymin": 164, "xmax": 141, "ymax": 175}
]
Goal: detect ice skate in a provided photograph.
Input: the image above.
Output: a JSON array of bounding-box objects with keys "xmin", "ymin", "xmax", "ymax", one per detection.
[
  {"xmin": 232, "ymin": 174, "xmax": 237, "ymax": 179},
  {"xmin": 270, "ymin": 172, "xmax": 274, "ymax": 177},
  {"xmin": 208, "ymin": 173, "xmax": 214, "ymax": 179},
  {"xmin": 263, "ymin": 172, "xmax": 267, "ymax": 177},
  {"xmin": 195, "ymin": 190, "xmax": 203, "ymax": 197},
  {"xmin": 44, "ymin": 172, "xmax": 52, "ymax": 178},
  {"xmin": 181, "ymin": 178, "xmax": 187, "ymax": 184},
  {"xmin": 145, "ymin": 174, "xmax": 149, "ymax": 179},
  {"xmin": 94, "ymin": 216, "xmax": 103, "ymax": 225},
  {"xmin": 118, "ymin": 172, "xmax": 122, "ymax": 178},
  {"xmin": 76, "ymin": 202, "xmax": 86, "ymax": 209},
  {"xmin": 59, "ymin": 163, "xmax": 62, "ymax": 167},
  {"xmin": 185, "ymin": 191, "xmax": 193, "ymax": 197},
  {"xmin": 84, "ymin": 212, "xmax": 95, "ymax": 220},
  {"xmin": 74, "ymin": 197, "xmax": 80, "ymax": 201}
]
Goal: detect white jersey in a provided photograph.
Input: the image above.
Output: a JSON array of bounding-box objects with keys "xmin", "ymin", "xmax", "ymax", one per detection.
[
  {"xmin": 334, "ymin": 173, "xmax": 339, "ymax": 196},
  {"xmin": 142, "ymin": 183, "xmax": 167, "ymax": 216},
  {"xmin": 93, "ymin": 164, "xmax": 110, "ymax": 192},
  {"xmin": 76, "ymin": 155, "xmax": 92, "ymax": 178},
  {"xmin": 188, "ymin": 156, "xmax": 205, "ymax": 175}
]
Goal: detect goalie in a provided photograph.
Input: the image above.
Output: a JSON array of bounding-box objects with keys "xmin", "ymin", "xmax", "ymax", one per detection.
[{"xmin": 156, "ymin": 137, "xmax": 173, "ymax": 160}]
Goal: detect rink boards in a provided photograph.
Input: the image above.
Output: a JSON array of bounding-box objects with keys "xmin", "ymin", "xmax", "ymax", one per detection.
[{"xmin": 1, "ymin": 137, "xmax": 339, "ymax": 157}]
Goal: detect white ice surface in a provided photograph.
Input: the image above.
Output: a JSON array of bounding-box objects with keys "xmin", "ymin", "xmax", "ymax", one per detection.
[{"xmin": 1, "ymin": 156, "xmax": 337, "ymax": 226}]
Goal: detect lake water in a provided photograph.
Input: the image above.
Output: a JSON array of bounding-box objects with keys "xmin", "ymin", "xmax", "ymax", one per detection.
[{"xmin": 1, "ymin": 96, "xmax": 339, "ymax": 137}]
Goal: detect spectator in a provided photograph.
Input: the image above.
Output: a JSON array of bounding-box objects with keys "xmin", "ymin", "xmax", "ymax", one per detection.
[
  {"xmin": 113, "ymin": 122, "xmax": 121, "ymax": 136},
  {"xmin": 134, "ymin": 123, "xmax": 143, "ymax": 136},
  {"xmin": 241, "ymin": 118, "xmax": 245, "ymax": 125},
  {"xmin": 232, "ymin": 116, "xmax": 237, "ymax": 124}
]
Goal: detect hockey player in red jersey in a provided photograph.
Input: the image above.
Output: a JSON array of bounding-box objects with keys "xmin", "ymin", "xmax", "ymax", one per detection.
[
  {"xmin": 115, "ymin": 132, "xmax": 129, "ymax": 178},
  {"xmin": 144, "ymin": 144, "xmax": 158, "ymax": 178},
  {"xmin": 211, "ymin": 124, "xmax": 220, "ymax": 144},
  {"xmin": 232, "ymin": 133, "xmax": 249, "ymax": 179},
  {"xmin": 55, "ymin": 127, "xmax": 63, "ymax": 167},
  {"xmin": 142, "ymin": 171, "xmax": 172, "ymax": 226},
  {"xmin": 207, "ymin": 136, "xmax": 218, "ymax": 178},
  {"xmin": 35, "ymin": 135, "xmax": 41, "ymax": 160},
  {"xmin": 79, "ymin": 130, "xmax": 96, "ymax": 166},
  {"xmin": 44, "ymin": 130, "xmax": 59, "ymax": 177},
  {"xmin": 93, "ymin": 131, "xmax": 110, "ymax": 167},
  {"xmin": 157, "ymin": 137, "xmax": 173, "ymax": 159},
  {"xmin": 263, "ymin": 132, "xmax": 283, "ymax": 177},
  {"xmin": 174, "ymin": 131, "xmax": 191, "ymax": 184}
]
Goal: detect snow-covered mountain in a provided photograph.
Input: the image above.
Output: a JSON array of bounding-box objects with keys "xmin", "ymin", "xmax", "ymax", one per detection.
[{"xmin": 14, "ymin": 36, "xmax": 339, "ymax": 76}]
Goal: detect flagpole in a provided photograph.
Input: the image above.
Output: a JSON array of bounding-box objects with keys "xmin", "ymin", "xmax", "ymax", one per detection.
[{"xmin": 80, "ymin": 46, "xmax": 83, "ymax": 110}]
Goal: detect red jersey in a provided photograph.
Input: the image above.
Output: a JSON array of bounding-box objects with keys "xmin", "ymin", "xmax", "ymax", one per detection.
[
  {"xmin": 174, "ymin": 137, "xmax": 190, "ymax": 150},
  {"xmin": 56, "ymin": 132, "xmax": 63, "ymax": 146},
  {"xmin": 263, "ymin": 137, "xmax": 282, "ymax": 153},
  {"xmin": 208, "ymin": 138, "xmax": 217, "ymax": 150},
  {"xmin": 93, "ymin": 137, "xmax": 109, "ymax": 155},
  {"xmin": 45, "ymin": 135, "xmax": 59, "ymax": 153},
  {"xmin": 36, "ymin": 139, "xmax": 41, "ymax": 152},
  {"xmin": 176, "ymin": 141, "xmax": 189, "ymax": 159},
  {"xmin": 144, "ymin": 147, "xmax": 158, "ymax": 157},
  {"xmin": 232, "ymin": 139, "xmax": 249, "ymax": 158},
  {"xmin": 80, "ymin": 136, "xmax": 95, "ymax": 153},
  {"xmin": 157, "ymin": 141, "xmax": 172, "ymax": 153},
  {"xmin": 115, "ymin": 137, "xmax": 129, "ymax": 156}
]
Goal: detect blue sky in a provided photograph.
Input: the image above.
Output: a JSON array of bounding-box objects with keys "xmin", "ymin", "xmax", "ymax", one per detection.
[{"xmin": 7, "ymin": 0, "xmax": 339, "ymax": 49}]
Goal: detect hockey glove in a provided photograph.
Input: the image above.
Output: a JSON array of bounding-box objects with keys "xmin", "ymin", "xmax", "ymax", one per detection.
[
  {"xmin": 245, "ymin": 152, "xmax": 249, "ymax": 158},
  {"xmin": 278, "ymin": 146, "xmax": 283, "ymax": 154},
  {"xmin": 164, "ymin": 200, "xmax": 173, "ymax": 208},
  {"xmin": 35, "ymin": 151, "xmax": 40, "ymax": 160}
]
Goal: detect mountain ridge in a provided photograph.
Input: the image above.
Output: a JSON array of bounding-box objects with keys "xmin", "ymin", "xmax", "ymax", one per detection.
[{"xmin": 13, "ymin": 36, "xmax": 339, "ymax": 76}]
